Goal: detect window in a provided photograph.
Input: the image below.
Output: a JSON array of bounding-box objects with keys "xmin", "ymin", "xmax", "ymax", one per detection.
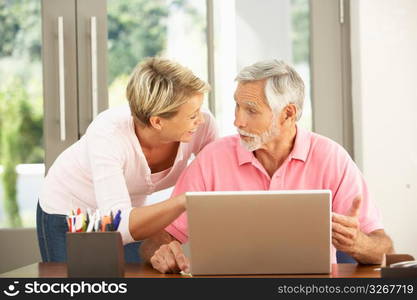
[
  {"xmin": 212, "ymin": 0, "xmax": 312, "ymax": 137},
  {"xmin": 0, "ymin": 0, "xmax": 44, "ymax": 228},
  {"xmin": 107, "ymin": 0, "xmax": 209, "ymax": 109}
]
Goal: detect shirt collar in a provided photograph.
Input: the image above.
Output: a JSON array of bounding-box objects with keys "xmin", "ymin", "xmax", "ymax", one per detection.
[
  {"xmin": 290, "ymin": 124, "xmax": 310, "ymax": 162},
  {"xmin": 175, "ymin": 142, "xmax": 185, "ymax": 162},
  {"xmin": 235, "ymin": 124, "xmax": 311, "ymax": 165},
  {"xmin": 236, "ymin": 137, "xmax": 254, "ymax": 166}
]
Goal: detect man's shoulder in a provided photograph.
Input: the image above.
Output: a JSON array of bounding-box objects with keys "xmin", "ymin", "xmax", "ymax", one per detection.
[
  {"xmin": 308, "ymin": 130, "xmax": 352, "ymax": 162},
  {"xmin": 310, "ymin": 131, "xmax": 341, "ymax": 149},
  {"xmin": 197, "ymin": 134, "xmax": 240, "ymax": 157}
]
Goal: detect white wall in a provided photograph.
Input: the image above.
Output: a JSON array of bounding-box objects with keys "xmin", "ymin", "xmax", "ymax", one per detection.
[
  {"xmin": 235, "ymin": 0, "xmax": 292, "ymax": 71},
  {"xmin": 351, "ymin": 0, "xmax": 417, "ymax": 257},
  {"xmin": 214, "ymin": 0, "xmax": 293, "ymax": 136},
  {"xmin": 212, "ymin": 0, "xmax": 238, "ymax": 136}
]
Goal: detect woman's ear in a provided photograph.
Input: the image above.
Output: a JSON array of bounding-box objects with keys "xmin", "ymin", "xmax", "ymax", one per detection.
[{"xmin": 149, "ymin": 116, "xmax": 163, "ymax": 130}]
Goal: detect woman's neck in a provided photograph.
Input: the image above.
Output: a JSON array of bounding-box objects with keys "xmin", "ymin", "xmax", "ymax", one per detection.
[{"xmin": 134, "ymin": 121, "xmax": 169, "ymax": 150}]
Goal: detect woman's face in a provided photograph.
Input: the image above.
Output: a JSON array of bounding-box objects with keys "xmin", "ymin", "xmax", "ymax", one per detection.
[{"xmin": 160, "ymin": 93, "xmax": 205, "ymax": 143}]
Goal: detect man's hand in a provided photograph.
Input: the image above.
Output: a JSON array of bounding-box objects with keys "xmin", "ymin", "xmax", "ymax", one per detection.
[
  {"xmin": 332, "ymin": 195, "xmax": 366, "ymax": 256},
  {"xmin": 150, "ymin": 241, "xmax": 190, "ymax": 274}
]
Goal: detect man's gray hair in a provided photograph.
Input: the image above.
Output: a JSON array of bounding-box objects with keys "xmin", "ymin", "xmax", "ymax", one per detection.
[{"xmin": 235, "ymin": 59, "xmax": 305, "ymax": 121}]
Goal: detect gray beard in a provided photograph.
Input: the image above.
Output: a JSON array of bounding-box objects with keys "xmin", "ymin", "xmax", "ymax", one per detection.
[{"xmin": 238, "ymin": 120, "xmax": 280, "ymax": 152}]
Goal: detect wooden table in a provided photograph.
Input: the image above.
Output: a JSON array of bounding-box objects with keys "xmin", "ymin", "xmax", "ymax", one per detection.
[{"xmin": 0, "ymin": 263, "xmax": 381, "ymax": 278}]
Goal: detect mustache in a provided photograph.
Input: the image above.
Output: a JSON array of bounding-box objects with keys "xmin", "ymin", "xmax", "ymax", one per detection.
[{"xmin": 237, "ymin": 128, "xmax": 259, "ymax": 138}]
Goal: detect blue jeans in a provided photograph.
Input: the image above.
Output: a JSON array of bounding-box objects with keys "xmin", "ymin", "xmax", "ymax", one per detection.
[{"xmin": 36, "ymin": 201, "xmax": 141, "ymax": 263}]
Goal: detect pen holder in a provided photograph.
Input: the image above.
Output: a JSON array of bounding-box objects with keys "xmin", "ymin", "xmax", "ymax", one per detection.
[{"xmin": 66, "ymin": 232, "xmax": 124, "ymax": 277}]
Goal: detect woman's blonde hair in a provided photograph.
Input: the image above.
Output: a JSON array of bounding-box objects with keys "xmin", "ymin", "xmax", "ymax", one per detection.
[{"xmin": 126, "ymin": 57, "xmax": 210, "ymax": 126}]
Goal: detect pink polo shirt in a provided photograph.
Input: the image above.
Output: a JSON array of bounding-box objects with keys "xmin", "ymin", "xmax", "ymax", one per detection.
[{"xmin": 165, "ymin": 126, "xmax": 383, "ymax": 263}]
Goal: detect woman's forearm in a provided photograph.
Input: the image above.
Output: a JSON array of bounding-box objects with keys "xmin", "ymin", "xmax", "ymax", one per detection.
[{"xmin": 128, "ymin": 194, "xmax": 185, "ymax": 241}]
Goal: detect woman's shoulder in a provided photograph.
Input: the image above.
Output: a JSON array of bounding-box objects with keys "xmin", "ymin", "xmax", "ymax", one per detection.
[
  {"xmin": 201, "ymin": 109, "xmax": 215, "ymax": 126},
  {"xmin": 86, "ymin": 104, "xmax": 133, "ymax": 135},
  {"xmin": 188, "ymin": 109, "xmax": 218, "ymax": 153},
  {"xmin": 198, "ymin": 109, "xmax": 217, "ymax": 135}
]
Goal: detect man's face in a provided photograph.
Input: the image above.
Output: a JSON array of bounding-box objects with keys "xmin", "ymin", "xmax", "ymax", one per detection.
[{"xmin": 233, "ymin": 80, "xmax": 279, "ymax": 151}]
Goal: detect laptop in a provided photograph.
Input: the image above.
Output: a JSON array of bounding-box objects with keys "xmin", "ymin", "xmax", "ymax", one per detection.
[{"xmin": 186, "ymin": 190, "xmax": 332, "ymax": 275}]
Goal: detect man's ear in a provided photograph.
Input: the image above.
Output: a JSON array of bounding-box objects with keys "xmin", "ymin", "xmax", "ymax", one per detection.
[
  {"xmin": 284, "ymin": 104, "xmax": 297, "ymax": 122},
  {"xmin": 149, "ymin": 116, "xmax": 163, "ymax": 130}
]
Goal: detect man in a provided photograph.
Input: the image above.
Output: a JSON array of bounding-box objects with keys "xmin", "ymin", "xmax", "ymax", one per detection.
[{"xmin": 140, "ymin": 59, "xmax": 394, "ymax": 273}]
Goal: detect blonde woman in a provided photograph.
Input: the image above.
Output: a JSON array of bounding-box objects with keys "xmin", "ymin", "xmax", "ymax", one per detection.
[{"xmin": 37, "ymin": 57, "xmax": 217, "ymax": 262}]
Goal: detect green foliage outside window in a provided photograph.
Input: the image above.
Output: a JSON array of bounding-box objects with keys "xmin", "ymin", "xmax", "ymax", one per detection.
[
  {"xmin": 0, "ymin": 0, "xmax": 44, "ymax": 228},
  {"xmin": 107, "ymin": 0, "xmax": 169, "ymax": 84},
  {"xmin": 0, "ymin": 78, "xmax": 43, "ymax": 227}
]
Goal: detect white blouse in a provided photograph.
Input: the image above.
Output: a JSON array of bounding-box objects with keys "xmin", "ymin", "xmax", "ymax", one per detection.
[{"xmin": 39, "ymin": 104, "xmax": 218, "ymax": 244}]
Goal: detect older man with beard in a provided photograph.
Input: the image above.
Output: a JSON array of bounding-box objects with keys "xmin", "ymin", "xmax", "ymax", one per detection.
[{"xmin": 139, "ymin": 59, "xmax": 394, "ymax": 273}]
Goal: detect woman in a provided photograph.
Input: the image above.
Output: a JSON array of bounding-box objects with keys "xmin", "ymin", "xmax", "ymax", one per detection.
[{"xmin": 37, "ymin": 57, "xmax": 217, "ymax": 262}]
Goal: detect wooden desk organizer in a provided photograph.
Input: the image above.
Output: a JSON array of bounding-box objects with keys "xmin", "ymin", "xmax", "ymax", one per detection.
[
  {"xmin": 66, "ymin": 232, "xmax": 124, "ymax": 277},
  {"xmin": 381, "ymin": 254, "xmax": 417, "ymax": 278}
]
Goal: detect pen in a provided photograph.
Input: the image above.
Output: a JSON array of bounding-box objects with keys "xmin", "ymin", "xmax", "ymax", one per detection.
[
  {"xmin": 113, "ymin": 210, "xmax": 121, "ymax": 231},
  {"xmin": 75, "ymin": 213, "xmax": 85, "ymax": 232},
  {"xmin": 86, "ymin": 208, "xmax": 92, "ymax": 227},
  {"xmin": 86, "ymin": 211, "xmax": 95, "ymax": 232},
  {"xmin": 71, "ymin": 216, "xmax": 76, "ymax": 233},
  {"xmin": 94, "ymin": 210, "xmax": 101, "ymax": 232},
  {"xmin": 101, "ymin": 216, "xmax": 111, "ymax": 232},
  {"xmin": 105, "ymin": 223, "xmax": 113, "ymax": 232},
  {"xmin": 66, "ymin": 216, "xmax": 70, "ymax": 232},
  {"xmin": 67, "ymin": 211, "xmax": 74, "ymax": 232}
]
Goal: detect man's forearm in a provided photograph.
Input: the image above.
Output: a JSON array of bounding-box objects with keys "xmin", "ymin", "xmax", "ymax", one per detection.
[
  {"xmin": 352, "ymin": 230, "xmax": 394, "ymax": 264},
  {"xmin": 139, "ymin": 230, "xmax": 176, "ymax": 263}
]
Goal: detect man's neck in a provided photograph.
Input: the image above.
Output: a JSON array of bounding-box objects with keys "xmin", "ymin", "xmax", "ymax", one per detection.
[{"xmin": 254, "ymin": 125, "xmax": 297, "ymax": 177}]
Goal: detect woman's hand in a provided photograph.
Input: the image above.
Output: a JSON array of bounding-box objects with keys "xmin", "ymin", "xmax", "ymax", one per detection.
[{"xmin": 129, "ymin": 193, "xmax": 187, "ymax": 241}]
